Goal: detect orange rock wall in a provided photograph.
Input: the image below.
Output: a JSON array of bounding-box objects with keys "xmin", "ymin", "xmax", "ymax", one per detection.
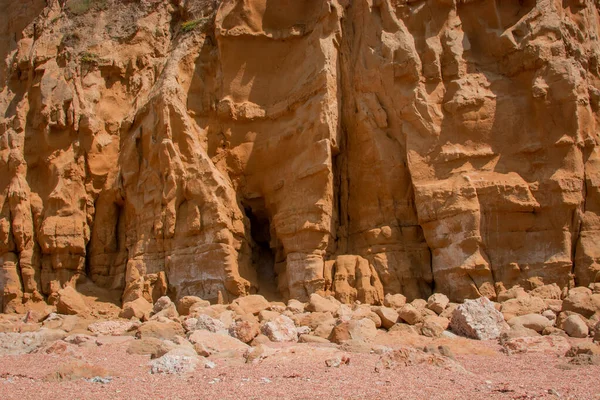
[{"xmin": 1, "ymin": 0, "xmax": 599, "ymax": 310}]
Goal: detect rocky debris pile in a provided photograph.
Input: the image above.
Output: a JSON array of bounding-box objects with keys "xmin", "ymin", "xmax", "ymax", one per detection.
[
  {"xmin": 0, "ymin": 329, "xmax": 67, "ymax": 356},
  {"xmin": 1, "ymin": 283, "xmax": 600, "ymax": 375}
]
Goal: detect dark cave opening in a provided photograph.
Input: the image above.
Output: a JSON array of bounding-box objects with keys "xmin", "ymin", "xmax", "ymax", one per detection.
[{"xmin": 244, "ymin": 205, "xmax": 280, "ymax": 301}]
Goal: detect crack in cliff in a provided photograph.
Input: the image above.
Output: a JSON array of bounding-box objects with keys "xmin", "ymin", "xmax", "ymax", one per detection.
[
  {"xmin": 334, "ymin": 4, "xmax": 353, "ymax": 258},
  {"xmin": 572, "ymin": 157, "xmax": 588, "ymax": 286}
]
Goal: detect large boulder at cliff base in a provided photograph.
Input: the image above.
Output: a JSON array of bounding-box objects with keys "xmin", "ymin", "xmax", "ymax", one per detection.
[{"xmin": 450, "ymin": 298, "xmax": 508, "ymax": 340}]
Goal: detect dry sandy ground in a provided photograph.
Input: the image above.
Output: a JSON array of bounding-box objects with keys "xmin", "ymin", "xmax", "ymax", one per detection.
[{"xmin": 0, "ymin": 337, "xmax": 598, "ymax": 400}]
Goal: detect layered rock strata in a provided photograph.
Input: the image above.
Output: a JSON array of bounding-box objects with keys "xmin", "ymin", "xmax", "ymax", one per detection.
[{"xmin": 1, "ymin": 0, "xmax": 600, "ymax": 311}]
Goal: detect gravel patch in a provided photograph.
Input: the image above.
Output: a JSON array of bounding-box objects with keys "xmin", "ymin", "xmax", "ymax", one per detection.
[{"xmin": 0, "ymin": 339, "xmax": 598, "ymax": 399}]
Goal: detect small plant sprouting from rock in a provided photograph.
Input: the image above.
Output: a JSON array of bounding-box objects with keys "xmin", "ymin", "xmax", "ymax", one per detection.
[
  {"xmin": 80, "ymin": 52, "xmax": 98, "ymax": 63},
  {"xmin": 66, "ymin": 0, "xmax": 92, "ymax": 15},
  {"xmin": 181, "ymin": 18, "xmax": 209, "ymax": 33},
  {"xmin": 66, "ymin": 0, "xmax": 109, "ymax": 15}
]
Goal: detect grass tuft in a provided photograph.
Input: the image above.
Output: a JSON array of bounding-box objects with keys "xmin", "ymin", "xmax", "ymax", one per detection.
[
  {"xmin": 66, "ymin": 0, "xmax": 92, "ymax": 15},
  {"xmin": 181, "ymin": 18, "xmax": 209, "ymax": 33},
  {"xmin": 80, "ymin": 51, "xmax": 98, "ymax": 63}
]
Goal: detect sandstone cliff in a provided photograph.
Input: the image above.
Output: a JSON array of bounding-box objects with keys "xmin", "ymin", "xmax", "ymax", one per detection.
[{"xmin": 1, "ymin": 0, "xmax": 600, "ymax": 312}]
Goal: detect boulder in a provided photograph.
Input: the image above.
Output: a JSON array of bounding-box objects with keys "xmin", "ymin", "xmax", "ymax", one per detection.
[
  {"xmin": 589, "ymin": 312, "xmax": 600, "ymax": 329},
  {"xmin": 63, "ymin": 333, "xmax": 96, "ymax": 346},
  {"xmin": 383, "ymin": 293, "xmax": 407, "ymax": 309},
  {"xmin": 500, "ymin": 295, "xmax": 546, "ymax": 320},
  {"xmin": 149, "ymin": 348, "xmax": 200, "ymax": 374},
  {"xmin": 296, "ymin": 326, "xmax": 311, "ymax": 336},
  {"xmin": 260, "ymin": 315, "xmax": 297, "ymax": 342},
  {"xmin": 542, "ymin": 309, "xmax": 557, "ymax": 322},
  {"xmin": 296, "ymin": 312, "xmax": 333, "ymax": 330},
  {"xmin": 95, "ymin": 336, "xmax": 134, "ymax": 346},
  {"xmin": 0, "ymin": 329, "xmax": 66, "ymax": 356},
  {"xmin": 127, "ymin": 337, "xmax": 173, "ymax": 357},
  {"xmin": 314, "ymin": 318, "xmax": 337, "ymax": 339},
  {"xmin": 450, "ymin": 297, "xmax": 507, "ymax": 340},
  {"xmin": 177, "ymin": 296, "xmax": 210, "ymax": 316},
  {"xmin": 544, "ymin": 299, "xmax": 563, "ymax": 313},
  {"xmin": 563, "ymin": 314, "xmax": 589, "ymax": 338},
  {"xmin": 542, "ymin": 326, "xmax": 568, "ymax": 337},
  {"xmin": 42, "ymin": 314, "xmax": 81, "ymax": 332},
  {"xmin": 153, "ymin": 296, "xmax": 173, "ymax": 313},
  {"xmin": 151, "ymin": 296, "xmax": 178, "ymax": 319},
  {"xmin": 250, "ymin": 334, "xmax": 271, "ymax": 347},
  {"xmin": 135, "ymin": 320, "xmax": 185, "ymax": 340},
  {"xmin": 229, "ymin": 320, "xmax": 260, "ymax": 343},
  {"xmin": 555, "ymin": 311, "xmax": 573, "ymax": 328},
  {"xmin": 120, "ymin": 298, "xmax": 152, "ymax": 320},
  {"xmin": 499, "ymin": 325, "xmax": 540, "ymax": 344},
  {"xmin": 365, "ymin": 312, "xmax": 382, "ymax": 328},
  {"xmin": 497, "ymin": 286, "xmax": 528, "ymax": 302},
  {"xmin": 306, "ymin": 293, "xmax": 339, "ymax": 313},
  {"xmin": 56, "ymin": 286, "xmax": 88, "ymax": 316},
  {"xmin": 420, "ymin": 308, "xmax": 438, "ymax": 319},
  {"xmin": 299, "ymin": 334, "xmax": 331, "ymax": 344},
  {"xmin": 231, "ymin": 295, "xmax": 270, "ymax": 315},
  {"xmin": 218, "ymin": 310, "xmax": 236, "ymax": 329},
  {"xmin": 187, "ymin": 330, "xmax": 249, "ymax": 356},
  {"xmin": 189, "ymin": 302, "xmax": 222, "ymax": 317},
  {"xmin": 23, "ymin": 310, "xmax": 46, "ymax": 324},
  {"xmin": 339, "ymin": 339, "xmax": 373, "ymax": 354},
  {"xmin": 352, "ymin": 306, "xmax": 382, "ymax": 328},
  {"xmin": 426, "ymin": 293, "xmax": 450, "ymax": 314},
  {"xmin": 420, "ymin": 316, "xmax": 450, "ymax": 338},
  {"xmin": 182, "ymin": 318, "xmax": 198, "ymax": 332},
  {"xmin": 329, "ymin": 318, "xmax": 377, "ymax": 344},
  {"xmin": 388, "ymin": 323, "xmax": 419, "ymax": 335},
  {"xmin": 397, "ymin": 304, "xmax": 421, "ymax": 325},
  {"xmin": 439, "ymin": 303, "xmax": 458, "ymax": 319},
  {"xmin": 530, "ymin": 283, "xmax": 562, "ymax": 300},
  {"xmin": 88, "ymin": 320, "xmax": 138, "ymax": 336},
  {"xmin": 507, "ymin": 314, "xmax": 552, "ymax": 333},
  {"xmin": 411, "ymin": 299, "xmax": 427, "ymax": 309},
  {"xmin": 244, "ymin": 343, "xmax": 278, "ymax": 364},
  {"xmin": 192, "ymin": 314, "xmax": 226, "ymax": 333},
  {"xmin": 268, "ymin": 302, "xmax": 286, "ymax": 313},
  {"xmin": 335, "ymin": 304, "xmax": 353, "ymax": 321},
  {"xmin": 502, "ymin": 336, "xmax": 570, "ymax": 355},
  {"xmin": 562, "ymin": 287, "xmax": 600, "ymax": 318},
  {"xmin": 258, "ymin": 310, "xmax": 280, "ymax": 322},
  {"xmin": 374, "ymin": 307, "xmax": 399, "ymax": 329},
  {"xmin": 286, "ymin": 299, "xmax": 305, "ymax": 314}
]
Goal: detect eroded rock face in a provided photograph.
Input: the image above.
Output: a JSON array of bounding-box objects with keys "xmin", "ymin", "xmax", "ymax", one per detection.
[{"xmin": 1, "ymin": 0, "xmax": 600, "ymax": 310}]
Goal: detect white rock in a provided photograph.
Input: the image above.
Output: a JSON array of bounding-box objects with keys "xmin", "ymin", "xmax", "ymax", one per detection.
[
  {"xmin": 194, "ymin": 314, "xmax": 226, "ymax": 333},
  {"xmin": 261, "ymin": 315, "xmax": 298, "ymax": 342},
  {"xmin": 0, "ymin": 329, "xmax": 66, "ymax": 356},
  {"xmin": 88, "ymin": 320, "xmax": 138, "ymax": 336},
  {"xmin": 149, "ymin": 348, "xmax": 200, "ymax": 374},
  {"xmin": 450, "ymin": 297, "xmax": 508, "ymax": 340}
]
